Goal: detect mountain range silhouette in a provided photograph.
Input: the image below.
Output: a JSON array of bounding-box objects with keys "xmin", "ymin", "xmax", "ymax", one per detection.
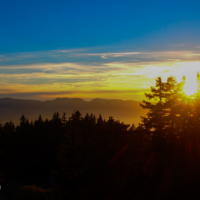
[{"xmin": 0, "ymin": 97, "xmax": 147, "ymax": 126}]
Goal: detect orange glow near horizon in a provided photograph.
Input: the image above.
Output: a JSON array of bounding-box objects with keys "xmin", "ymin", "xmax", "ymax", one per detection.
[{"xmin": 0, "ymin": 60, "xmax": 199, "ymax": 101}]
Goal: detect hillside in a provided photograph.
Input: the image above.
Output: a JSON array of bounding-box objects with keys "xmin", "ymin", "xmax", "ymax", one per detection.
[{"xmin": 0, "ymin": 98, "xmax": 147, "ymax": 126}]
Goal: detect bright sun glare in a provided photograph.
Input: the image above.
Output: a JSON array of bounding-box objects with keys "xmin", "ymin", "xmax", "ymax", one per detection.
[
  {"xmin": 183, "ymin": 76, "xmax": 198, "ymax": 96},
  {"xmin": 160, "ymin": 62, "xmax": 200, "ymax": 97},
  {"xmin": 171, "ymin": 63, "xmax": 200, "ymax": 97}
]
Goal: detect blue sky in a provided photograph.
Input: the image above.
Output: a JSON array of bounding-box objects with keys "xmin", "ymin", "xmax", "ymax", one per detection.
[
  {"xmin": 0, "ymin": 0, "xmax": 200, "ymax": 101},
  {"xmin": 1, "ymin": 0, "xmax": 200, "ymax": 53}
]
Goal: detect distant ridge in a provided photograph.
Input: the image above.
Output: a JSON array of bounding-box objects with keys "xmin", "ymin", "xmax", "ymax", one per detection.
[{"xmin": 0, "ymin": 97, "xmax": 147, "ymax": 126}]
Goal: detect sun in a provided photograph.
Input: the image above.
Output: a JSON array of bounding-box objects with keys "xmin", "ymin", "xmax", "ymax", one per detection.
[{"xmin": 183, "ymin": 77, "xmax": 198, "ymax": 96}]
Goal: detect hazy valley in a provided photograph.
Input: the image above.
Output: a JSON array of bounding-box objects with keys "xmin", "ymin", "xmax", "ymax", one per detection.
[{"xmin": 0, "ymin": 97, "xmax": 147, "ymax": 126}]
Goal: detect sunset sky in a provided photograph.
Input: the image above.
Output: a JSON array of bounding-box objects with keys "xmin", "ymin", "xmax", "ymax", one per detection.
[{"xmin": 0, "ymin": 0, "xmax": 200, "ymax": 101}]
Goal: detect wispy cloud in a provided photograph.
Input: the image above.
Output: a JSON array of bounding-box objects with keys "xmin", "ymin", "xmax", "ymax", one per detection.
[
  {"xmin": 0, "ymin": 48, "xmax": 200, "ymax": 101},
  {"xmin": 171, "ymin": 44, "xmax": 186, "ymax": 47},
  {"xmin": 73, "ymin": 52, "xmax": 140, "ymax": 59},
  {"xmin": 1, "ymin": 49, "xmax": 200, "ymax": 66}
]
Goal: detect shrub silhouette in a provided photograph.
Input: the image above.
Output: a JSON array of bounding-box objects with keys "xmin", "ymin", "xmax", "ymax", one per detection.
[{"xmin": 14, "ymin": 185, "xmax": 51, "ymax": 200}]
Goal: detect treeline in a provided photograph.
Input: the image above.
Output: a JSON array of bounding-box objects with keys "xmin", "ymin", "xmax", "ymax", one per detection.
[{"xmin": 0, "ymin": 111, "xmax": 149, "ymax": 199}]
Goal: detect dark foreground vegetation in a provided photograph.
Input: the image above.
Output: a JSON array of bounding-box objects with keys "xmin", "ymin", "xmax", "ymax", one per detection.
[{"xmin": 0, "ymin": 73, "xmax": 200, "ymax": 200}]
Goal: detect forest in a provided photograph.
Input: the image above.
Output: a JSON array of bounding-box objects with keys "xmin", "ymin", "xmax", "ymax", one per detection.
[{"xmin": 0, "ymin": 73, "xmax": 200, "ymax": 200}]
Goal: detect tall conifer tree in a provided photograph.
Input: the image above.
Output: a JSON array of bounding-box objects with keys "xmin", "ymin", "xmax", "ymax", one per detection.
[{"xmin": 140, "ymin": 77, "xmax": 166, "ymax": 134}]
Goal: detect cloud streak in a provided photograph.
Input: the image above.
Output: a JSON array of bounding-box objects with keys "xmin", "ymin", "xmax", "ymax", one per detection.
[
  {"xmin": 1, "ymin": 48, "xmax": 200, "ymax": 66},
  {"xmin": 0, "ymin": 48, "xmax": 200, "ymax": 101}
]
